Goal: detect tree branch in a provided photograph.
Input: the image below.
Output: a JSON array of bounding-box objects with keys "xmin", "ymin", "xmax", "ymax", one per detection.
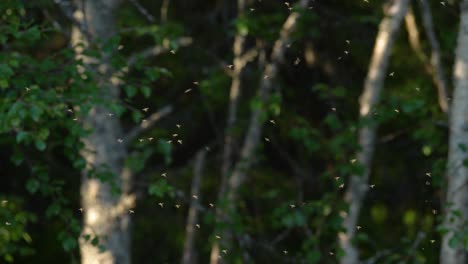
[
  {"xmin": 341, "ymin": 1, "xmax": 410, "ymax": 263},
  {"xmin": 405, "ymin": 2, "xmax": 450, "ymax": 113},
  {"xmin": 212, "ymin": 1, "xmax": 310, "ymax": 261},
  {"xmin": 160, "ymin": 0, "xmax": 170, "ymax": 24},
  {"xmin": 364, "ymin": 231, "xmax": 426, "ymax": 264},
  {"xmin": 124, "ymin": 105, "xmax": 173, "ymax": 144},
  {"xmin": 418, "ymin": 0, "xmax": 450, "ymax": 113},
  {"xmin": 227, "ymin": 0, "xmax": 310, "ymax": 197},
  {"xmin": 110, "ymin": 194, "xmax": 136, "ymax": 218},
  {"xmin": 127, "ymin": 37, "xmax": 193, "ymax": 67},
  {"xmin": 129, "ymin": 0, "xmax": 155, "ymax": 23},
  {"xmin": 238, "ymin": 48, "xmax": 258, "ymax": 68},
  {"xmin": 405, "ymin": 6, "xmax": 426, "ymax": 61}
]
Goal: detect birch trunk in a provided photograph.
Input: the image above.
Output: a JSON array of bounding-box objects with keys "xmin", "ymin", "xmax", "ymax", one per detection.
[
  {"xmin": 440, "ymin": 1, "xmax": 468, "ymax": 263},
  {"xmin": 209, "ymin": 0, "xmax": 246, "ymax": 262},
  {"xmin": 182, "ymin": 150, "xmax": 206, "ymax": 264},
  {"xmin": 418, "ymin": 0, "xmax": 450, "ymax": 113},
  {"xmin": 405, "ymin": 0, "xmax": 450, "ymax": 113},
  {"xmin": 210, "ymin": 1, "xmax": 309, "ymax": 262},
  {"xmin": 70, "ymin": 1, "xmax": 134, "ymax": 263},
  {"xmin": 339, "ymin": 1, "xmax": 409, "ymax": 263}
]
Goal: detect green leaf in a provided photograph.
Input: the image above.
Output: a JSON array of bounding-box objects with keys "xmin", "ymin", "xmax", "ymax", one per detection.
[
  {"xmin": 9, "ymin": 59, "xmax": 19, "ymax": 68},
  {"xmin": 458, "ymin": 143, "xmax": 467, "ymax": 152},
  {"xmin": 281, "ymin": 210, "xmax": 306, "ymax": 228},
  {"xmin": 26, "ymin": 178, "xmax": 40, "ymax": 194},
  {"xmin": 98, "ymin": 245, "xmax": 106, "ymax": 253},
  {"xmin": 141, "ymin": 86, "xmax": 151, "ymax": 98},
  {"xmin": 11, "ymin": 149, "xmax": 24, "ymax": 166},
  {"xmin": 73, "ymin": 158, "xmax": 86, "ymax": 170},
  {"xmin": 235, "ymin": 16, "xmax": 249, "ymax": 36},
  {"xmin": 144, "ymin": 68, "xmax": 160, "ymax": 81},
  {"xmin": 448, "ymin": 233, "xmax": 462, "ymax": 249},
  {"xmin": 91, "ymin": 237, "xmax": 99, "ymax": 247},
  {"xmin": 4, "ymin": 254, "xmax": 13, "ymax": 263},
  {"xmin": 20, "ymin": 26, "xmax": 41, "ymax": 42},
  {"xmin": 356, "ymin": 232, "xmax": 369, "ymax": 243},
  {"xmin": 0, "ymin": 79, "xmax": 8, "ymax": 89},
  {"xmin": 30, "ymin": 105, "xmax": 42, "ymax": 122},
  {"xmin": 46, "ymin": 202, "xmax": 61, "ymax": 217},
  {"xmin": 463, "ymin": 158, "xmax": 468, "ymax": 168},
  {"xmin": 16, "ymin": 131, "xmax": 28, "ymax": 143},
  {"xmin": 35, "ymin": 140, "xmax": 46, "ymax": 151},
  {"xmin": 0, "ymin": 64, "xmax": 14, "ymax": 78},
  {"xmin": 157, "ymin": 140, "xmax": 172, "ymax": 165},
  {"xmin": 132, "ymin": 110, "xmax": 143, "ymax": 123},
  {"xmin": 37, "ymin": 128, "xmax": 50, "ymax": 140},
  {"xmin": 305, "ymin": 250, "xmax": 321, "ymax": 264},
  {"xmin": 250, "ymin": 97, "xmax": 263, "ymax": 111},
  {"xmin": 62, "ymin": 236, "xmax": 77, "ymax": 252},
  {"xmin": 148, "ymin": 179, "xmax": 174, "ymax": 198},
  {"xmin": 124, "ymin": 85, "xmax": 137, "ymax": 98}
]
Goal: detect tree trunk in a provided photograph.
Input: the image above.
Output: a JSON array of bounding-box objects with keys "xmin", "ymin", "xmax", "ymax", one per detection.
[
  {"xmin": 71, "ymin": 1, "xmax": 134, "ymax": 263},
  {"xmin": 209, "ymin": 0, "xmax": 246, "ymax": 262},
  {"xmin": 405, "ymin": 0, "xmax": 450, "ymax": 113},
  {"xmin": 339, "ymin": 1, "xmax": 409, "ymax": 263},
  {"xmin": 440, "ymin": 1, "xmax": 468, "ymax": 263},
  {"xmin": 211, "ymin": 1, "xmax": 310, "ymax": 262},
  {"xmin": 181, "ymin": 150, "xmax": 206, "ymax": 264},
  {"xmin": 418, "ymin": 0, "xmax": 450, "ymax": 113}
]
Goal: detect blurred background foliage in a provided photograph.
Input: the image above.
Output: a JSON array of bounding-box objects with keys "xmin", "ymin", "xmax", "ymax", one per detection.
[{"xmin": 0, "ymin": 0, "xmax": 464, "ymax": 263}]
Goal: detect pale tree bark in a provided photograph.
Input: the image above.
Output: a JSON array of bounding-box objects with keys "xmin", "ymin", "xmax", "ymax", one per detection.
[
  {"xmin": 405, "ymin": 6, "xmax": 425, "ymax": 61},
  {"xmin": 209, "ymin": 0, "xmax": 246, "ymax": 262},
  {"xmin": 418, "ymin": 0, "xmax": 450, "ymax": 113},
  {"xmin": 227, "ymin": 0, "xmax": 309, "ymax": 213},
  {"xmin": 181, "ymin": 150, "xmax": 207, "ymax": 264},
  {"xmin": 68, "ymin": 1, "xmax": 135, "ymax": 264},
  {"xmin": 210, "ymin": 1, "xmax": 310, "ymax": 263},
  {"xmin": 60, "ymin": 0, "xmax": 180, "ymax": 263},
  {"xmin": 339, "ymin": 1, "xmax": 409, "ymax": 264},
  {"xmin": 440, "ymin": 1, "xmax": 468, "ymax": 263},
  {"xmin": 404, "ymin": 1, "xmax": 450, "ymax": 113}
]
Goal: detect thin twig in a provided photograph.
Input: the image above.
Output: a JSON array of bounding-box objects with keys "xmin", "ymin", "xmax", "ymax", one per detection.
[
  {"xmin": 160, "ymin": 0, "xmax": 170, "ymax": 24},
  {"xmin": 124, "ymin": 105, "xmax": 173, "ymax": 144},
  {"xmin": 129, "ymin": 0, "xmax": 155, "ymax": 23},
  {"xmin": 127, "ymin": 37, "xmax": 193, "ymax": 66}
]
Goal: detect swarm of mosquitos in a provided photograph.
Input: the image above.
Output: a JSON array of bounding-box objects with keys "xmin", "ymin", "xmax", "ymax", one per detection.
[{"xmin": 20, "ymin": 0, "xmax": 439, "ymax": 259}]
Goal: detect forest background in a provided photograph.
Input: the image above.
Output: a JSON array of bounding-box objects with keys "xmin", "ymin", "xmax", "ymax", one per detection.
[{"xmin": 0, "ymin": 0, "xmax": 467, "ymax": 263}]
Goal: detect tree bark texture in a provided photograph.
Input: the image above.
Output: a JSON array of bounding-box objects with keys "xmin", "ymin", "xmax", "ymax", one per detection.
[
  {"xmin": 210, "ymin": 1, "xmax": 310, "ymax": 263},
  {"xmin": 181, "ymin": 150, "xmax": 206, "ymax": 264},
  {"xmin": 70, "ymin": 1, "xmax": 135, "ymax": 263},
  {"xmin": 339, "ymin": 1, "xmax": 409, "ymax": 263},
  {"xmin": 440, "ymin": 1, "xmax": 468, "ymax": 263},
  {"xmin": 209, "ymin": 1, "xmax": 246, "ymax": 263}
]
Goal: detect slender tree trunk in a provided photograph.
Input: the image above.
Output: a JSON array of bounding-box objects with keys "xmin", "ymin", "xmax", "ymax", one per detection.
[
  {"xmin": 71, "ymin": 1, "xmax": 135, "ymax": 263},
  {"xmin": 418, "ymin": 0, "xmax": 450, "ymax": 113},
  {"xmin": 440, "ymin": 1, "xmax": 468, "ymax": 263},
  {"xmin": 182, "ymin": 150, "xmax": 207, "ymax": 264},
  {"xmin": 209, "ymin": 0, "xmax": 246, "ymax": 262},
  {"xmin": 405, "ymin": 0, "xmax": 450, "ymax": 113},
  {"xmin": 210, "ymin": 1, "xmax": 310, "ymax": 262},
  {"xmin": 339, "ymin": 1, "xmax": 409, "ymax": 263},
  {"xmin": 405, "ymin": 6, "xmax": 426, "ymax": 61}
]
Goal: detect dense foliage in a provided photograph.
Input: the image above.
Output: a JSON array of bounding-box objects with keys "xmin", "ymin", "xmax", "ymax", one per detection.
[{"xmin": 0, "ymin": 0, "xmax": 465, "ymax": 263}]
